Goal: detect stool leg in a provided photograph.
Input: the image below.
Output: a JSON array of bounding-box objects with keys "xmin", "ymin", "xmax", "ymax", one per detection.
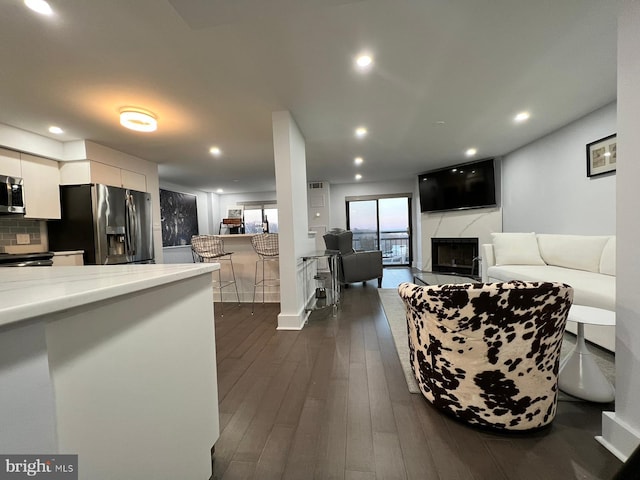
[
  {"xmin": 252, "ymin": 259, "xmax": 259, "ymax": 315},
  {"xmin": 217, "ymin": 267, "xmax": 224, "ymax": 317},
  {"xmin": 229, "ymin": 256, "xmax": 241, "ymax": 306}
]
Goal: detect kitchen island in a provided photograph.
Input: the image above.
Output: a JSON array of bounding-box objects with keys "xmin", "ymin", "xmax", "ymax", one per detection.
[{"xmin": 0, "ymin": 264, "xmax": 220, "ymax": 480}]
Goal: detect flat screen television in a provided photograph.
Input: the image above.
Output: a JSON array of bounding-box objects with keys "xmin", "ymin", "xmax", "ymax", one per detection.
[{"xmin": 418, "ymin": 158, "xmax": 496, "ymax": 212}]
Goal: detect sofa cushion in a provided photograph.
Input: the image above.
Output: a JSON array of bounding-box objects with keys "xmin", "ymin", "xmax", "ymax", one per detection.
[
  {"xmin": 600, "ymin": 237, "xmax": 616, "ymax": 276},
  {"xmin": 486, "ymin": 264, "xmax": 615, "ymax": 311},
  {"xmin": 537, "ymin": 234, "xmax": 610, "ymax": 273},
  {"xmin": 491, "ymin": 232, "xmax": 545, "ymax": 266}
]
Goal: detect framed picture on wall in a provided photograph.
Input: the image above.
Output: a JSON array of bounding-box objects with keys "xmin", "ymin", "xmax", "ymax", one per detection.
[
  {"xmin": 586, "ymin": 133, "xmax": 617, "ymax": 177},
  {"xmin": 159, "ymin": 189, "xmax": 199, "ymax": 247}
]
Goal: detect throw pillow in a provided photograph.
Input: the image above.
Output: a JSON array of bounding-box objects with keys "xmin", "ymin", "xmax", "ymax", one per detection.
[{"xmin": 491, "ymin": 232, "xmax": 546, "ymax": 266}]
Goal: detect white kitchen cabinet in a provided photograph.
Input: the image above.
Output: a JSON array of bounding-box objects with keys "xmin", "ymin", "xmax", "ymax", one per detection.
[
  {"xmin": 90, "ymin": 161, "xmax": 122, "ymax": 187},
  {"xmin": 59, "ymin": 160, "xmax": 147, "ymax": 192},
  {"xmin": 121, "ymin": 169, "xmax": 146, "ymax": 191},
  {"xmin": 20, "ymin": 153, "xmax": 61, "ymax": 220},
  {"xmin": 0, "ymin": 147, "xmax": 22, "ymax": 177}
]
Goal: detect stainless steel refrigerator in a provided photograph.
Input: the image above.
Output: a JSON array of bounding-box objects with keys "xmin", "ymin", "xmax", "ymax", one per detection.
[{"xmin": 48, "ymin": 184, "xmax": 154, "ymax": 265}]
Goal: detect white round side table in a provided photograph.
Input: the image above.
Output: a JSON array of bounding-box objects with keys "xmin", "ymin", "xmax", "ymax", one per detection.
[{"xmin": 558, "ymin": 304, "xmax": 615, "ymax": 402}]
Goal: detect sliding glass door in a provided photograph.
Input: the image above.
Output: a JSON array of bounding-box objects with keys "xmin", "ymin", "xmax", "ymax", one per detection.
[{"xmin": 347, "ymin": 196, "xmax": 411, "ymax": 266}]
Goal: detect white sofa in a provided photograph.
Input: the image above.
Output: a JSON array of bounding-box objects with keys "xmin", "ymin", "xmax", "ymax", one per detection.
[{"xmin": 482, "ymin": 233, "xmax": 616, "ymax": 351}]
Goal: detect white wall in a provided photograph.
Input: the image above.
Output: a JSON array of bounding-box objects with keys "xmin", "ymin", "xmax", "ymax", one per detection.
[
  {"xmin": 597, "ymin": 2, "xmax": 640, "ymax": 462},
  {"xmin": 502, "ymin": 102, "xmax": 616, "ymax": 234}
]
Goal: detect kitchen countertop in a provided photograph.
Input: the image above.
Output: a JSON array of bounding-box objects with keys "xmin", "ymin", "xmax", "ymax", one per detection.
[{"xmin": 0, "ymin": 263, "xmax": 219, "ymax": 328}]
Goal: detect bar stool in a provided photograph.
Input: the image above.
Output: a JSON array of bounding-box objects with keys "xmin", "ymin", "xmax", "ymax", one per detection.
[
  {"xmin": 251, "ymin": 233, "xmax": 279, "ymax": 314},
  {"xmin": 191, "ymin": 235, "xmax": 240, "ymax": 316}
]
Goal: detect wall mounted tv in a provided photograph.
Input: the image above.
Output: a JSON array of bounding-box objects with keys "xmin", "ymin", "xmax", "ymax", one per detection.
[{"xmin": 418, "ymin": 158, "xmax": 497, "ymax": 213}]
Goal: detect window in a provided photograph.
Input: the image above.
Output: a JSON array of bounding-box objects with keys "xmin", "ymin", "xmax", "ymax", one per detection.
[{"xmin": 243, "ymin": 204, "xmax": 278, "ymax": 234}]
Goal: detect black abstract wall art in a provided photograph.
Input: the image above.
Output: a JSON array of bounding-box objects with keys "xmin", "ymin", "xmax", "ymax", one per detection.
[{"xmin": 159, "ymin": 189, "xmax": 199, "ymax": 247}]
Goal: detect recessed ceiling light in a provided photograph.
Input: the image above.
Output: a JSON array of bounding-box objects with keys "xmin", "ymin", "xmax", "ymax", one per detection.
[
  {"xmin": 355, "ymin": 127, "xmax": 368, "ymax": 138},
  {"xmin": 48, "ymin": 126, "xmax": 63, "ymax": 135},
  {"xmin": 119, "ymin": 108, "xmax": 157, "ymax": 132},
  {"xmin": 434, "ymin": 121, "xmax": 446, "ymax": 126},
  {"xmin": 24, "ymin": 0, "xmax": 53, "ymax": 15},
  {"xmin": 514, "ymin": 111, "xmax": 530, "ymax": 123},
  {"xmin": 354, "ymin": 157, "xmax": 364, "ymax": 165},
  {"xmin": 355, "ymin": 53, "xmax": 373, "ymax": 71},
  {"xmin": 216, "ymin": 188, "xmax": 224, "ymax": 193},
  {"xmin": 465, "ymin": 148, "xmax": 477, "ymax": 157},
  {"xmin": 355, "ymin": 174, "xmax": 362, "ymax": 180},
  {"xmin": 209, "ymin": 146, "xmax": 222, "ymax": 156}
]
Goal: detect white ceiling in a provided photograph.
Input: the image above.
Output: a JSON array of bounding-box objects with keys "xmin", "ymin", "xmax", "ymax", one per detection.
[{"xmin": 0, "ymin": 0, "xmax": 618, "ymax": 194}]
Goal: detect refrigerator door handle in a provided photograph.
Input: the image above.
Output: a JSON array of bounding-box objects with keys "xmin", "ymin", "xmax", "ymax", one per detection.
[{"xmin": 125, "ymin": 193, "xmax": 137, "ymax": 256}]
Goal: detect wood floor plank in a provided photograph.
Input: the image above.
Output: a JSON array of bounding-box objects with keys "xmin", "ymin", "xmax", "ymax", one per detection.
[
  {"xmin": 391, "ymin": 400, "xmax": 441, "ymax": 480},
  {"xmin": 365, "ymin": 348, "xmax": 397, "ymax": 434},
  {"xmin": 214, "ymin": 375, "xmax": 272, "ymax": 478},
  {"xmin": 307, "ymin": 337, "xmax": 338, "ymax": 401},
  {"xmin": 274, "ymin": 358, "xmax": 316, "ymax": 426},
  {"xmin": 345, "ymin": 471, "xmax": 376, "ymax": 480},
  {"xmin": 253, "ymin": 425, "xmax": 296, "ymax": 480},
  {"xmin": 232, "ymin": 360, "xmax": 298, "ymax": 463},
  {"xmin": 313, "ymin": 379, "xmax": 349, "ymax": 480},
  {"xmin": 373, "ymin": 432, "xmax": 408, "ymax": 480},
  {"xmin": 442, "ymin": 417, "xmax": 508, "ymax": 480},
  {"xmin": 412, "ymin": 394, "xmax": 474, "ymax": 480},
  {"xmin": 221, "ymin": 461, "xmax": 256, "ymax": 480},
  {"xmin": 345, "ymin": 361, "xmax": 374, "ymax": 473},
  {"xmin": 282, "ymin": 397, "xmax": 326, "ymax": 480}
]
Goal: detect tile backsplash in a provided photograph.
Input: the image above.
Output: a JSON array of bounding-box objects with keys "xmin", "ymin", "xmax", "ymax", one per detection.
[{"xmin": 0, "ymin": 217, "xmax": 42, "ymax": 252}]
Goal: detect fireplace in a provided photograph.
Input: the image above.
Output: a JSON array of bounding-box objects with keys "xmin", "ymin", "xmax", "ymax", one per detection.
[{"xmin": 431, "ymin": 237, "xmax": 479, "ymax": 277}]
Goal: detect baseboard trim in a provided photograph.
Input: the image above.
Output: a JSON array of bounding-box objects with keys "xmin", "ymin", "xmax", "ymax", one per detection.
[
  {"xmin": 277, "ymin": 306, "xmax": 306, "ymax": 330},
  {"xmin": 596, "ymin": 411, "xmax": 640, "ymax": 462}
]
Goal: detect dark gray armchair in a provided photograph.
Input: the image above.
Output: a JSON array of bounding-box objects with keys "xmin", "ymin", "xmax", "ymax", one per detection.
[{"xmin": 323, "ymin": 230, "xmax": 383, "ymax": 287}]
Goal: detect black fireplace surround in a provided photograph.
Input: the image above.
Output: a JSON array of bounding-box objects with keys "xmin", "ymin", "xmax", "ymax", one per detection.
[{"xmin": 431, "ymin": 237, "xmax": 479, "ymax": 278}]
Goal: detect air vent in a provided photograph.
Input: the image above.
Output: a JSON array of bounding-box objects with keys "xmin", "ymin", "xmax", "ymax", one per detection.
[{"xmin": 309, "ymin": 182, "xmax": 324, "ymax": 189}]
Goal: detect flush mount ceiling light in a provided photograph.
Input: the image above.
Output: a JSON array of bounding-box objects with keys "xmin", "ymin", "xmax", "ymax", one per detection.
[
  {"xmin": 48, "ymin": 126, "xmax": 63, "ymax": 135},
  {"xmin": 514, "ymin": 111, "xmax": 530, "ymax": 123},
  {"xmin": 24, "ymin": 0, "xmax": 53, "ymax": 15},
  {"xmin": 355, "ymin": 126, "xmax": 368, "ymax": 138},
  {"xmin": 354, "ymin": 157, "xmax": 364, "ymax": 165},
  {"xmin": 119, "ymin": 108, "xmax": 157, "ymax": 132},
  {"xmin": 209, "ymin": 146, "xmax": 222, "ymax": 157},
  {"xmin": 355, "ymin": 53, "xmax": 373, "ymax": 72},
  {"xmin": 355, "ymin": 173, "xmax": 362, "ymax": 180},
  {"xmin": 465, "ymin": 148, "xmax": 477, "ymax": 157}
]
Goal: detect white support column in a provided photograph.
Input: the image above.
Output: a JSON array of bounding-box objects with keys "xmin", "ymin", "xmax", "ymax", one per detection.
[
  {"xmin": 596, "ymin": 1, "xmax": 640, "ymax": 461},
  {"xmin": 272, "ymin": 111, "xmax": 315, "ymax": 330}
]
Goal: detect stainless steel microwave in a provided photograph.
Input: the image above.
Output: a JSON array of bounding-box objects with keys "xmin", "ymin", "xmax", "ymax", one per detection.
[{"xmin": 0, "ymin": 175, "xmax": 26, "ymax": 214}]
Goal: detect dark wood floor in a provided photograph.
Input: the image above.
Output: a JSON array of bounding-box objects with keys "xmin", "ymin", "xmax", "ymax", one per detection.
[{"xmin": 211, "ymin": 269, "xmax": 622, "ymax": 480}]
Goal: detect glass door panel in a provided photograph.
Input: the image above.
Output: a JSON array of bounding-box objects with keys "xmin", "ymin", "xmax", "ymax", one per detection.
[
  {"xmin": 347, "ymin": 200, "xmax": 378, "ymax": 251},
  {"xmin": 379, "ymin": 198, "xmax": 410, "ymax": 265}
]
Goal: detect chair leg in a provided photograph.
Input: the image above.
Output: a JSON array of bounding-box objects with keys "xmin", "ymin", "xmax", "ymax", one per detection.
[{"xmin": 378, "ymin": 277, "xmax": 382, "ymax": 288}]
